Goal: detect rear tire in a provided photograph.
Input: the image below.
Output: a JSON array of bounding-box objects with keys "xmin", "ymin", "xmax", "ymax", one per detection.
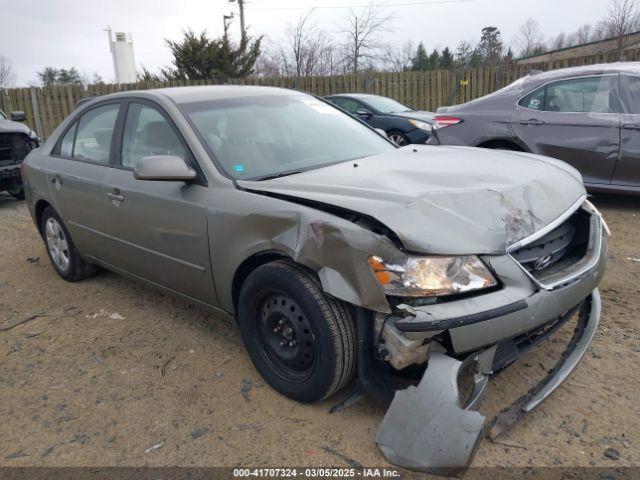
[
  {"xmin": 237, "ymin": 260, "xmax": 356, "ymax": 403},
  {"xmin": 41, "ymin": 207, "xmax": 97, "ymax": 282}
]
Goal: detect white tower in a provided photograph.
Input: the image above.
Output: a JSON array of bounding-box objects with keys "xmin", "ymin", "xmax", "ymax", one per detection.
[{"xmin": 106, "ymin": 27, "xmax": 137, "ymax": 84}]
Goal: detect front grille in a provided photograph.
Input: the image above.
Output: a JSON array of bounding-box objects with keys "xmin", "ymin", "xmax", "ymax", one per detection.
[
  {"xmin": 0, "ymin": 134, "xmax": 12, "ymax": 161},
  {"xmin": 511, "ymin": 208, "xmax": 591, "ymax": 280},
  {"xmin": 0, "ymin": 133, "xmax": 35, "ymax": 165}
]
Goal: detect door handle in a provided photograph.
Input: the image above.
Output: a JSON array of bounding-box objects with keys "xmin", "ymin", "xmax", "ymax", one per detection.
[
  {"xmin": 106, "ymin": 192, "xmax": 125, "ymax": 202},
  {"xmin": 623, "ymin": 123, "xmax": 640, "ymax": 130},
  {"xmin": 520, "ymin": 119, "xmax": 546, "ymax": 126}
]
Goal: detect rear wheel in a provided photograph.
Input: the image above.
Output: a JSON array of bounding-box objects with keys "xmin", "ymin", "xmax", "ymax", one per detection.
[
  {"xmin": 238, "ymin": 260, "xmax": 356, "ymax": 403},
  {"xmin": 387, "ymin": 130, "xmax": 409, "ymax": 147},
  {"xmin": 41, "ymin": 207, "xmax": 97, "ymax": 282}
]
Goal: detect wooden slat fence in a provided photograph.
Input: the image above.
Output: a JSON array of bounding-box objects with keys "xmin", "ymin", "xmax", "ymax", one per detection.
[{"xmin": 1, "ymin": 47, "xmax": 638, "ymax": 140}]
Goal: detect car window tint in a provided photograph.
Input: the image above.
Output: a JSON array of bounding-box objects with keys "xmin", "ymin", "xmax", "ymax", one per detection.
[
  {"xmin": 121, "ymin": 103, "xmax": 187, "ymax": 169},
  {"xmin": 520, "ymin": 87, "xmax": 545, "ymax": 110},
  {"xmin": 337, "ymin": 99, "xmax": 363, "ymax": 113},
  {"xmin": 544, "ymin": 76, "xmax": 616, "ymax": 113},
  {"xmin": 622, "ymin": 75, "xmax": 640, "ymax": 114},
  {"xmin": 59, "ymin": 122, "xmax": 77, "ymax": 157},
  {"xmin": 73, "ymin": 104, "xmax": 120, "ymax": 163}
]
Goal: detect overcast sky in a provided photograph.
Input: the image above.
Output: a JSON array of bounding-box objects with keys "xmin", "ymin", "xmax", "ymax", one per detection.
[{"xmin": 1, "ymin": 0, "xmax": 613, "ymax": 86}]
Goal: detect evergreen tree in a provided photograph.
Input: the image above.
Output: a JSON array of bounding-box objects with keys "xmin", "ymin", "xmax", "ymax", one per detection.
[
  {"xmin": 162, "ymin": 29, "xmax": 262, "ymax": 80},
  {"xmin": 428, "ymin": 49, "xmax": 440, "ymax": 70},
  {"xmin": 439, "ymin": 47, "xmax": 454, "ymax": 69},
  {"xmin": 410, "ymin": 43, "xmax": 430, "ymax": 71}
]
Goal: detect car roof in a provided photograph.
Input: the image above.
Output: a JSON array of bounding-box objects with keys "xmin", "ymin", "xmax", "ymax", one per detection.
[
  {"xmin": 90, "ymin": 85, "xmax": 309, "ymax": 106},
  {"xmin": 326, "ymin": 93, "xmax": 382, "ymax": 100},
  {"xmin": 523, "ymin": 62, "xmax": 640, "ymax": 85}
]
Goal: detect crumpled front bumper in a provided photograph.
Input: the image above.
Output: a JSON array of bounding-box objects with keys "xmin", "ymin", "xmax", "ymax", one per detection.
[{"xmin": 376, "ymin": 290, "xmax": 601, "ymax": 475}]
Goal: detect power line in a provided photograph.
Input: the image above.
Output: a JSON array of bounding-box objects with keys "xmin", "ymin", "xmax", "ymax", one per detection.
[{"xmin": 248, "ymin": 0, "xmax": 473, "ymax": 11}]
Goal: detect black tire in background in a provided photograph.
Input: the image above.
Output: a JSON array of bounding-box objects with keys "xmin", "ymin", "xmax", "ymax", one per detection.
[
  {"xmin": 237, "ymin": 260, "xmax": 356, "ymax": 403},
  {"xmin": 41, "ymin": 206, "xmax": 98, "ymax": 282},
  {"xmin": 10, "ymin": 188, "xmax": 25, "ymax": 200},
  {"xmin": 387, "ymin": 130, "xmax": 409, "ymax": 146}
]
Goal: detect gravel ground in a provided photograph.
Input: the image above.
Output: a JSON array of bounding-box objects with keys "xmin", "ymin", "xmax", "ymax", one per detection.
[{"xmin": 0, "ymin": 193, "xmax": 638, "ymax": 477}]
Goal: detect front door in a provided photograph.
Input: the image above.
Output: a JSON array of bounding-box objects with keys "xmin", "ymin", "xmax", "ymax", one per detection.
[
  {"xmin": 613, "ymin": 74, "xmax": 640, "ymax": 188},
  {"xmin": 102, "ymin": 100, "xmax": 216, "ymax": 304},
  {"xmin": 510, "ymin": 74, "xmax": 621, "ymax": 186},
  {"xmin": 45, "ymin": 102, "xmax": 122, "ymax": 258}
]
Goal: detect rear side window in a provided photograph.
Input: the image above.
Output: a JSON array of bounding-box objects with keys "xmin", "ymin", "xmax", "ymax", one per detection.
[
  {"xmin": 545, "ymin": 76, "xmax": 616, "ymax": 113},
  {"xmin": 121, "ymin": 103, "xmax": 187, "ymax": 169},
  {"xmin": 72, "ymin": 104, "xmax": 120, "ymax": 163},
  {"xmin": 520, "ymin": 87, "xmax": 545, "ymax": 110},
  {"xmin": 520, "ymin": 76, "xmax": 618, "ymax": 113},
  {"xmin": 622, "ymin": 75, "xmax": 640, "ymax": 113}
]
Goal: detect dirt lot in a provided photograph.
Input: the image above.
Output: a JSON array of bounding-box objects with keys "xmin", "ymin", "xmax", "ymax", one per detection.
[{"xmin": 0, "ymin": 193, "xmax": 638, "ymax": 476}]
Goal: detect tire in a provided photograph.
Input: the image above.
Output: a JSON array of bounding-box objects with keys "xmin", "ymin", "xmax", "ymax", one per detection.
[
  {"xmin": 10, "ymin": 188, "xmax": 25, "ymax": 201},
  {"xmin": 41, "ymin": 206, "xmax": 97, "ymax": 282},
  {"xmin": 387, "ymin": 130, "xmax": 409, "ymax": 147},
  {"xmin": 237, "ymin": 260, "xmax": 356, "ymax": 403}
]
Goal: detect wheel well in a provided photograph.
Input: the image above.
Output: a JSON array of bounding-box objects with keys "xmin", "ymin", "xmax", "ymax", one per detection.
[
  {"xmin": 476, "ymin": 139, "xmax": 524, "ymax": 151},
  {"xmin": 34, "ymin": 199, "xmax": 52, "ymax": 235},
  {"xmin": 232, "ymin": 251, "xmax": 290, "ymax": 311}
]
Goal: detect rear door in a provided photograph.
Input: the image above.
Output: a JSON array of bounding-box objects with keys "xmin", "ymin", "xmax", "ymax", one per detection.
[
  {"xmin": 101, "ymin": 99, "xmax": 216, "ymax": 304},
  {"xmin": 510, "ymin": 74, "xmax": 621, "ymax": 185},
  {"xmin": 613, "ymin": 74, "xmax": 640, "ymax": 187},
  {"xmin": 45, "ymin": 102, "xmax": 122, "ymax": 258}
]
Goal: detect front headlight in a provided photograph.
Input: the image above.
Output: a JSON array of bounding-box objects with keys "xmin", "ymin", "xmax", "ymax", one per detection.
[
  {"xmin": 369, "ymin": 255, "xmax": 497, "ymax": 297},
  {"xmin": 408, "ymin": 119, "xmax": 432, "ymax": 131}
]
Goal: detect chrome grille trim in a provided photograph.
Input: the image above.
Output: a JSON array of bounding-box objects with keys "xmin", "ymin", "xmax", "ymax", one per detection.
[{"xmin": 507, "ymin": 195, "xmax": 604, "ymax": 291}]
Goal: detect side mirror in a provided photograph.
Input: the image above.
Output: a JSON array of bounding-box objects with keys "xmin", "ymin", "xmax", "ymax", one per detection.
[
  {"xmin": 134, "ymin": 155, "xmax": 197, "ymax": 182},
  {"xmin": 10, "ymin": 111, "xmax": 26, "ymax": 122},
  {"xmin": 355, "ymin": 109, "xmax": 373, "ymax": 119}
]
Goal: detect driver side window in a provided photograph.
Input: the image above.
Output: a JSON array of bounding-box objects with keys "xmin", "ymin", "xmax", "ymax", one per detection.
[
  {"xmin": 334, "ymin": 98, "xmax": 364, "ymax": 114},
  {"xmin": 121, "ymin": 103, "xmax": 187, "ymax": 169}
]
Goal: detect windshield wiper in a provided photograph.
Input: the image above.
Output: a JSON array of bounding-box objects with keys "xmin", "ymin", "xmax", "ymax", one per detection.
[{"xmin": 255, "ymin": 171, "xmax": 303, "ymax": 181}]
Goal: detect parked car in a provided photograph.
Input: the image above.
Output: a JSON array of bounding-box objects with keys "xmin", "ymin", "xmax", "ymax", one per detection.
[
  {"xmin": 0, "ymin": 109, "xmax": 39, "ymax": 200},
  {"xmin": 428, "ymin": 63, "xmax": 640, "ymax": 195},
  {"xmin": 325, "ymin": 93, "xmax": 434, "ymax": 146},
  {"xmin": 23, "ymin": 86, "xmax": 607, "ymax": 473}
]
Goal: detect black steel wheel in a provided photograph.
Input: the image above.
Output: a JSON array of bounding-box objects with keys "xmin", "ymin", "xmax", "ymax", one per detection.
[
  {"xmin": 238, "ymin": 260, "xmax": 356, "ymax": 403},
  {"xmin": 257, "ymin": 294, "xmax": 316, "ymax": 382}
]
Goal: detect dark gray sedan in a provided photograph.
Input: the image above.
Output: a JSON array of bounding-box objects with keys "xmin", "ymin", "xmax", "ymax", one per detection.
[{"xmin": 428, "ymin": 63, "xmax": 640, "ymax": 194}]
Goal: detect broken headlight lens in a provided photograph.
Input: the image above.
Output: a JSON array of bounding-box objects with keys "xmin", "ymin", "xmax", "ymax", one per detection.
[{"xmin": 369, "ymin": 255, "xmax": 497, "ymax": 297}]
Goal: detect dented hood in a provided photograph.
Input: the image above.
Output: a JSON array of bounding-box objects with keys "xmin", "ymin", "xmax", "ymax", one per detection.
[{"xmin": 238, "ymin": 145, "xmax": 585, "ymax": 255}]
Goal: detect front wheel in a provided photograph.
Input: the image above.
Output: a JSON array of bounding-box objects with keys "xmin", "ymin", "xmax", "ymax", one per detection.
[
  {"xmin": 387, "ymin": 130, "xmax": 409, "ymax": 147},
  {"xmin": 237, "ymin": 260, "xmax": 356, "ymax": 403}
]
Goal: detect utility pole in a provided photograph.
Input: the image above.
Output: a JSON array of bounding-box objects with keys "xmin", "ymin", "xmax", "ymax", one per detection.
[{"xmin": 229, "ymin": 0, "xmax": 246, "ymax": 43}]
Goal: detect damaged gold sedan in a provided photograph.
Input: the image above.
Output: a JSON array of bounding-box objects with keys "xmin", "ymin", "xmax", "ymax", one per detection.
[{"xmin": 22, "ymin": 86, "xmax": 607, "ymax": 474}]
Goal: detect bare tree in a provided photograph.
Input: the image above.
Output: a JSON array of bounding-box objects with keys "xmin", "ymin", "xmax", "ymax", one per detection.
[
  {"xmin": 602, "ymin": 0, "xmax": 640, "ymax": 56},
  {"xmin": 550, "ymin": 32, "xmax": 566, "ymax": 50},
  {"xmin": 338, "ymin": 3, "xmax": 394, "ymax": 73},
  {"xmin": 0, "ymin": 54, "xmax": 16, "ymax": 88},
  {"xmin": 514, "ymin": 18, "xmax": 545, "ymax": 57},
  {"xmin": 574, "ymin": 24, "xmax": 593, "ymax": 44},
  {"xmin": 268, "ymin": 11, "xmax": 338, "ymax": 78},
  {"xmin": 382, "ymin": 40, "xmax": 414, "ymax": 72}
]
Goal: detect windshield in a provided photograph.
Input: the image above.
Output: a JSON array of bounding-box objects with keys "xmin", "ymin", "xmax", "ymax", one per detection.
[
  {"xmin": 181, "ymin": 92, "xmax": 396, "ymax": 180},
  {"xmin": 363, "ymin": 96, "xmax": 413, "ymax": 113}
]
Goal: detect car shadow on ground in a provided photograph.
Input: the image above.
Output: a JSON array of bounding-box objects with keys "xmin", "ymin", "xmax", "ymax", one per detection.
[{"xmin": 0, "ymin": 193, "xmax": 20, "ymax": 208}]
